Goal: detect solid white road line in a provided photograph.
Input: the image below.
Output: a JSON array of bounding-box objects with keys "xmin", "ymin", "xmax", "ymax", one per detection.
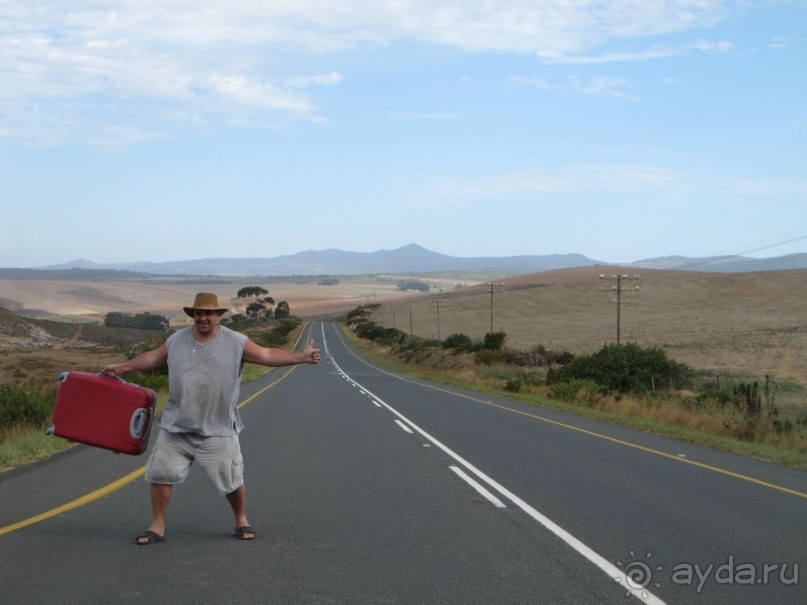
[
  {"xmin": 450, "ymin": 465, "xmax": 507, "ymax": 508},
  {"xmin": 394, "ymin": 419, "xmax": 414, "ymax": 433},
  {"xmin": 324, "ymin": 324, "xmax": 667, "ymax": 605}
]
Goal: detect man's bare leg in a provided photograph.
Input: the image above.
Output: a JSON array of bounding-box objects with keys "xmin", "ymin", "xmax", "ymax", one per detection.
[
  {"xmin": 135, "ymin": 482, "xmax": 172, "ymax": 543},
  {"xmin": 226, "ymin": 484, "xmax": 255, "ymax": 539}
]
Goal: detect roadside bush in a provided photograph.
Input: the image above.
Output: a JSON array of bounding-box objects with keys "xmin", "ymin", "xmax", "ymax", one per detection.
[
  {"xmin": 0, "ymin": 384, "xmax": 56, "ymax": 428},
  {"xmin": 356, "ymin": 322, "xmax": 407, "ymax": 346},
  {"xmin": 483, "ymin": 331, "xmax": 507, "ymax": 351},
  {"xmin": 347, "ymin": 306, "xmax": 366, "ymax": 320},
  {"xmin": 504, "ymin": 376, "xmax": 523, "ymax": 393},
  {"xmin": 443, "ymin": 333, "xmax": 477, "ymax": 352},
  {"xmin": 733, "ymin": 381, "xmax": 762, "ymax": 420},
  {"xmin": 549, "ymin": 379, "xmax": 601, "ymax": 407},
  {"xmin": 537, "ymin": 346, "xmax": 574, "ymax": 366},
  {"xmin": 523, "ymin": 370, "xmax": 547, "ymax": 387},
  {"xmin": 547, "ymin": 342, "xmax": 692, "ymax": 394},
  {"xmin": 696, "ymin": 387, "xmax": 733, "ymax": 408},
  {"xmin": 264, "ymin": 318, "xmax": 302, "ymax": 345},
  {"xmin": 392, "ymin": 335, "xmax": 442, "ymax": 363},
  {"xmin": 125, "ymin": 370, "xmax": 169, "ymax": 393},
  {"xmin": 475, "ymin": 348, "xmax": 524, "ymax": 366}
]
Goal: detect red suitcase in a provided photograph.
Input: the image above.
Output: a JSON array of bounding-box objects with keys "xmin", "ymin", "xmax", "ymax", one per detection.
[{"xmin": 46, "ymin": 372, "xmax": 156, "ymax": 455}]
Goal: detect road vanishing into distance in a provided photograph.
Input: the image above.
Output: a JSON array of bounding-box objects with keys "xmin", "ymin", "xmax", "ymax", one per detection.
[{"xmin": 1, "ymin": 321, "xmax": 805, "ymax": 604}]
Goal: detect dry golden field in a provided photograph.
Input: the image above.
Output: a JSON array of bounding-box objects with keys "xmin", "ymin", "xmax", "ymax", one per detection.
[
  {"xmin": 0, "ymin": 274, "xmax": 472, "ymax": 387},
  {"xmin": 2, "ymin": 268, "xmax": 806, "ymax": 397},
  {"xmin": 2, "ymin": 267, "xmax": 807, "ymax": 468},
  {"xmin": 372, "ymin": 267, "xmax": 807, "ymax": 393},
  {"xmin": 0, "ymin": 275, "xmax": 468, "ymax": 326}
]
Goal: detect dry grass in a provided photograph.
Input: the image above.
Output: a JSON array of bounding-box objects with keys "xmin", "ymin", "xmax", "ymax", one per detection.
[
  {"xmin": 0, "ymin": 310, "xmax": 308, "ymax": 471},
  {"xmin": 3, "ymin": 267, "xmax": 807, "ymax": 468},
  {"xmin": 0, "ymin": 275, "xmax": 471, "ymax": 323},
  {"xmin": 375, "ymin": 267, "xmax": 807, "ymax": 393},
  {"xmin": 0, "ymin": 423, "xmax": 77, "ymax": 472},
  {"xmin": 342, "ymin": 323, "xmax": 807, "ymax": 467},
  {"xmin": 4, "ymin": 266, "xmax": 805, "ymax": 400},
  {"xmin": 0, "ymin": 347, "xmax": 124, "ymax": 389}
]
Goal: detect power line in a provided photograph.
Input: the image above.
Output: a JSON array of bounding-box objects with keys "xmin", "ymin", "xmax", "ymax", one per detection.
[
  {"xmin": 428, "ymin": 298, "xmax": 447, "ymax": 340},
  {"xmin": 651, "ymin": 230, "xmax": 807, "ymax": 273},
  {"xmin": 599, "ymin": 273, "xmax": 640, "ymax": 345},
  {"xmin": 486, "ymin": 282, "xmax": 505, "ymax": 334}
]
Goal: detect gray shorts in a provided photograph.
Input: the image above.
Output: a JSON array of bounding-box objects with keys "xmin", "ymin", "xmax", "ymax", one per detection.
[{"xmin": 145, "ymin": 429, "xmax": 244, "ymax": 495}]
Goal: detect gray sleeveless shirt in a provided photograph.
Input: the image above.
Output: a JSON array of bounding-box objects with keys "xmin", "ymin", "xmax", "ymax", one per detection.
[{"xmin": 160, "ymin": 325, "xmax": 248, "ymax": 436}]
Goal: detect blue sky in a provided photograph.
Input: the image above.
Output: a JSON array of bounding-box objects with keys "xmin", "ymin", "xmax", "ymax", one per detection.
[{"xmin": 1, "ymin": 1, "xmax": 805, "ymax": 268}]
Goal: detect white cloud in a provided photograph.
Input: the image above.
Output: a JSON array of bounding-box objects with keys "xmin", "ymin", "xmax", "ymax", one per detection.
[
  {"xmin": 422, "ymin": 164, "xmax": 684, "ymax": 204},
  {"xmin": 384, "ymin": 112, "xmax": 468, "ymax": 123},
  {"xmin": 508, "ymin": 76, "xmax": 560, "ymax": 91},
  {"xmin": 537, "ymin": 39, "xmax": 733, "ymax": 64},
  {"xmin": 768, "ymin": 36, "xmax": 792, "ymax": 49},
  {"xmin": 286, "ymin": 71, "xmax": 346, "ymax": 88},
  {"xmin": 0, "ymin": 1, "xmax": 740, "ymax": 145},
  {"xmin": 566, "ymin": 75, "xmax": 638, "ymax": 100},
  {"xmin": 693, "ymin": 39, "xmax": 734, "ymax": 52},
  {"xmin": 510, "ymin": 74, "xmax": 638, "ymax": 100},
  {"xmin": 422, "ymin": 164, "xmax": 807, "ymax": 206}
]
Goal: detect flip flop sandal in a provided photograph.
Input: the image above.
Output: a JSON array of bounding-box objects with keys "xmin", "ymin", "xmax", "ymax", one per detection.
[
  {"xmin": 234, "ymin": 526, "xmax": 256, "ymax": 540},
  {"xmin": 135, "ymin": 530, "xmax": 165, "ymax": 545}
]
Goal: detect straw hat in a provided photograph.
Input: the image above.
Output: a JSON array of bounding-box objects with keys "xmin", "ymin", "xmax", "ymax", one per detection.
[{"xmin": 183, "ymin": 292, "xmax": 229, "ymax": 317}]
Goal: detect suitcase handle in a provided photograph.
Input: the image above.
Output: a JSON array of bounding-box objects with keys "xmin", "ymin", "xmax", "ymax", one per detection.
[
  {"xmin": 58, "ymin": 372, "xmax": 126, "ymax": 383},
  {"xmin": 130, "ymin": 408, "xmax": 151, "ymax": 440}
]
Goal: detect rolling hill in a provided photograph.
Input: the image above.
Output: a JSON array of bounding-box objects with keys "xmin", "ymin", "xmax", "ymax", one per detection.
[{"xmin": 18, "ymin": 244, "xmax": 807, "ymax": 277}]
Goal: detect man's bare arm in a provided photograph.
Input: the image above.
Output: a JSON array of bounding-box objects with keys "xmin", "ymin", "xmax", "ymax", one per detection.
[
  {"xmin": 242, "ymin": 338, "xmax": 320, "ymax": 367},
  {"xmin": 102, "ymin": 344, "xmax": 169, "ymax": 377}
]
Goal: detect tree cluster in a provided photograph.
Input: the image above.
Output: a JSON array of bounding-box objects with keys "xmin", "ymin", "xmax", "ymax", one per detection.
[
  {"xmin": 397, "ymin": 280, "xmax": 430, "ymax": 292},
  {"xmin": 104, "ymin": 312, "xmax": 169, "ymax": 332},
  {"xmin": 237, "ymin": 286, "xmax": 276, "ymax": 319}
]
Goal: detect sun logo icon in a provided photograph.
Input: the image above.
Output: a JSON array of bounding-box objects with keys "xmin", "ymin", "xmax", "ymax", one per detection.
[{"xmin": 615, "ymin": 550, "xmax": 663, "ymax": 599}]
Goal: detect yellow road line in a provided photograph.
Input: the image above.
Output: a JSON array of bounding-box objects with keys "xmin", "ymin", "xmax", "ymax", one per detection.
[
  {"xmin": 0, "ymin": 467, "xmax": 145, "ymax": 536},
  {"xmin": 0, "ymin": 366, "xmax": 297, "ymax": 537},
  {"xmin": 334, "ymin": 326, "xmax": 807, "ymax": 500}
]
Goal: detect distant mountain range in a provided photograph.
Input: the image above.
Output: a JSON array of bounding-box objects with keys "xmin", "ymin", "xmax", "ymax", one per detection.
[{"xmin": 6, "ymin": 243, "xmax": 807, "ymax": 277}]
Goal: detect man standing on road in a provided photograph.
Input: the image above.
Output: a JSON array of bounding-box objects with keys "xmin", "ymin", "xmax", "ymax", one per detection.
[{"xmin": 102, "ymin": 292, "xmax": 321, "ymax": 545}]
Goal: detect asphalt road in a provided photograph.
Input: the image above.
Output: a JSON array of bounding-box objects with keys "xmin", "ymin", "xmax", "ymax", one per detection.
[{"xmin": 1, "ymin": 321, "xmax": 805, "ymax": 604}]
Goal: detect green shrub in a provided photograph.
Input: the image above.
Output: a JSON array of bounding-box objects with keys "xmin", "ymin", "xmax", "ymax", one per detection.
[
  {"xmin": 523, "ymin": 370, "xmax": 546, "ymax": 387},
  {"xmin": 125, "ymin": 370, "xmax": 169, "ymax": 393},
  {"xmin": 356, "ymin": 322, "xmax": 407, "ymax": 345},
  {"xmin": 733, "ymin": 382, "xmax": 762, "ymax": 420},
  {"xmin": 347, "ymin": 306, "xmax": 366, "ymax": 320},
  {"xmin": 443, "ymin": 333, "xmax": 477, "ymax": 352},
  {"xmin": 547, "ymin": 342, "xmax": 691, "ymax": 394},
  {"xmin": 549, "ymin": 379, "xmax": 601, "ymax": 407},
  {"xmin": 260, "ymin": 318, "xmax": 301, "ymax": 346},
  {"xmin": 475, "ymin": 348, "xmax": 524, "ymax": 366},
  {"xmin": 0, "ymin": 384, "xmax": 56, "ymax": 428},
  {"xmin": 483, "ymin": 331, "xmax": 507, "ymax": 351},
  {"xmin": 393, "ymin": 334, "xmax": 440, "ymax": 356},
  {"xmin": 696, "ymin": 387, "xmax": 733, "ymax": 408},
  {"xmin": 504, "ymin": 376, "xmax": 523, "ymax": 393}
]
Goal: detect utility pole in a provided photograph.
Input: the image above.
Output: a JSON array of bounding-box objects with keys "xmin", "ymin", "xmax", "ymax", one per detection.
[
  {"xmin": 428, "ymin": 298, "xmax": 447, "ymax": 340},
  {"xmin": 599, "ymin": 273, "xmax": 640, "ymax": 345},
  {"xmin": 486, "ymin": 282, "xmax": 504, "ymax": 334},
  {"xmin": 406, "ymin": 307, "xmax": 413, "ymax": 335}
]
